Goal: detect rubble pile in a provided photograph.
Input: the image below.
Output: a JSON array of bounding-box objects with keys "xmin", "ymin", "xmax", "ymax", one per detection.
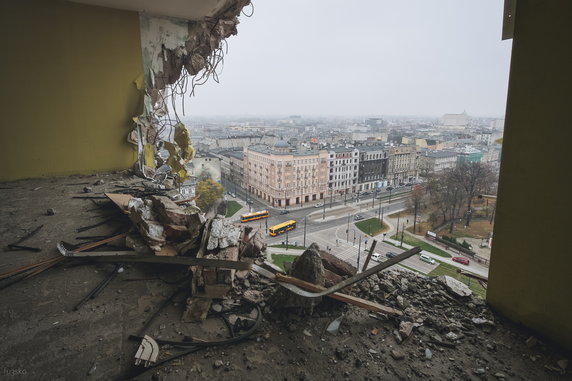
[
  {"xmin": 1, "ymin": 174, "xmax": 570, "ymax": 381},
  {"xmin": 355, "ymin": 270, "xmax": 495, "ymax": 342}
]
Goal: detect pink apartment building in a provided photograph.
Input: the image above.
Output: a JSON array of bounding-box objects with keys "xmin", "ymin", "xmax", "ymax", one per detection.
[{"xmin": 244, "ymin": 141, "xmax": 329, "ymax": 207}]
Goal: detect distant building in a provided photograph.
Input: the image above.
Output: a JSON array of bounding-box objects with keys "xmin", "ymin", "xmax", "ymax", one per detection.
[
  {"xmin": 351, "ymin": 132, "xmax": 371, "ymax": 142},
  {"xmin": 357, "ymin": 145, "xmax": 388, "ymax": 191},
  {"xmin": 328, "ymin": 147, "xmax": 359, "ymax": 195},
  {"xmin": 418, "ymin": 150, "xmax": 458, "ymax": 174},
  {"xmin": 440, "ymin": 111, "xmax": 468, "ymax": 130},
  {"xmin": 192, "ymin": 153, "xmax": 221, "ymax": 182},
  {"xmin": 481, "ymin": 147, "xmax": 502, "ymax": 171},
  {"xmin": 457, "ymin": 146, "xmax": 483, "ymax": 163},
  {"xmin": 244, "ymin": 141, "xmax": 328, "ymax": 207},
  {"xmin": 490, "ymin": 119, "xmax": 505, "ymax": 130},
  {"xmin": 211, "ymin": 149, "xmax": 245, "ymax": 189},
  {"xmin": 204, "ymin": 133, "xmax": 276, "ymax": 149},
  {"xmin": 387, "ymin": 145, "xmax": 418, "ymax": 184}
]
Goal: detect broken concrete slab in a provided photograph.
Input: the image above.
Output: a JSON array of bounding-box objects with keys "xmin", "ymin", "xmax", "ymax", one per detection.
[
  {"xmin": 399, "ymin": 321, "xmax": 414, "ymax": 339},
  {"xmin": 438, "ymin": 275, "xmax": 472, "ymax": 297},
  {"xmin": 151, "ymin": 195, "xmax": 189, "ymax": 226}
]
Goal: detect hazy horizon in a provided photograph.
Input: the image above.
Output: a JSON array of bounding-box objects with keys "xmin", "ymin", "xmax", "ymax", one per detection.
[{"xmin": 179, "ymin": 1, "xmax": 512, "ymax": 118}]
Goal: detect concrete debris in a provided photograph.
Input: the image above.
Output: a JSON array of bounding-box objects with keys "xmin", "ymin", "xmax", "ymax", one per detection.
[
  {"xmin": 127, "ymin": 197, "xmax": 165, "ymax": 251},
  {"xmin": 399, "ymin": 321, "xmax": 414, "ymax": 339},
  {"xmin": 445, "ymin": 331, "xmax": 459, "ymax": 341},
  {"xmin": 46, "ymin": 208, "xmax": 56, "ymax": 216},
  {"xmin": 438, "ymin": 275, "xmax": 473, "ymax": 297},
  {"xmin": 207, "ymin": 217, "xmax": 241, "ymax": 250},
  {"xmin": 525, "ymin": 335, "xmax": 538, "ymax": 348},
  {"xmin": 270, "ymin": 244, "xmax": 325, "ymax": 310},
  {"xmin": 326, "ymin": 315, "xmax": 344, "ymax": 335},
  {"xmin": 425, "ymin": 348, "xmax": 433, "ymax": 360},
  {"xmin": 391, "ymin": 349, "xmax": 405, "ymax": 360}
]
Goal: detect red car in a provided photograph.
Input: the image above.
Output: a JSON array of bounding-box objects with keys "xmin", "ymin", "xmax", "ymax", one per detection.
[{"xmin": 452, "ymin": 257, "xmax": 470, "ymax": 265}]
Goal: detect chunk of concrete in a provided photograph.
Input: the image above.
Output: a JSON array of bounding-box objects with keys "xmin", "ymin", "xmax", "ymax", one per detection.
[{"xmin": 438, "ymin": 275, "xmax": 472, "ymax": 297}]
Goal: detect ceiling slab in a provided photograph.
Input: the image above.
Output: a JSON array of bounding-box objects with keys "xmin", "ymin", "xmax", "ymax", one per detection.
[{"xmin": 69, "ymin": 0, "xmax": 233, "ymax": 20}]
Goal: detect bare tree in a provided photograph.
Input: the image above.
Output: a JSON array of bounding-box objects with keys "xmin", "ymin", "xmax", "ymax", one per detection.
[
  {"xmin": 450, "ymin": 162, "xmax": 494, "ymax": 226},
  {"xmin": 426, "ymin": 169, "xmax": 465, "ymax": 233},
  {"xmin": 409, "ymin": 184, "xmax": 425, "ymax": 234}
]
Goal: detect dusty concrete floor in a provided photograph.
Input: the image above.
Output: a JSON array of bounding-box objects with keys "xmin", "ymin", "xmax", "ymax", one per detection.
[{"xmin": 0, "ymin": 172, "xmax": 570, "ymax": 381}]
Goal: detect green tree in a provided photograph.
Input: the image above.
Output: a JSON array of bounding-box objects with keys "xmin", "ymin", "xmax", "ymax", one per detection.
[{"xmin": 195, "ymin": 178, "xmax": 224, "ymax": 211}]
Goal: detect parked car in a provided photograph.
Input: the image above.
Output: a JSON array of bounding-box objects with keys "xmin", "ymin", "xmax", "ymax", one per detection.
[
  {"xmin": 385, "ymin": 251, "xmax": 398, "ymax": 258},
  {"xmin": 354, "ymin": 214, "xmax": 364, "ymax": 221},
  {"xmin": 315, "ymin": 203, "xmax": 323, "ymax": 208},
  {"xmin": 386, "ymin": 186, "xmax": 394, "ymax": 191},
  {"xmin": 230, "ymin": 193, "xmax": 236, "ymax": 198},
  {"xmin": 246, "ymin": 199, "xmax": 254, "ymax": 204},
  {"xmin": 371, "ymin": 253, "xmax": 382, "ymax": 262},
  {"xmin": 361, "ymin": 191, "xmax": 371, "ymax": 196},
  {"xmin": 452, "ymin": 256, "xmax": 470, "ymax": 265},
  {"xmin": 279, "ymin": 209, "xmax": 289, "ymax": 215},
  {"xmin": 419, "ymin": 254, "xmax": 436, "ymax": 265}
]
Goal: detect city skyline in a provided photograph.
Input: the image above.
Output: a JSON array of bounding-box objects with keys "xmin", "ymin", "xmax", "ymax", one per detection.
[{"xmin": 182, "ymin": 1, "xmax": 512, "ymax": 118}]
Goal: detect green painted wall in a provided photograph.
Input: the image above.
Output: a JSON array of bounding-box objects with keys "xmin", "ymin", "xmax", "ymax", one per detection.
[
  {"xmin": 0, "ymin": 0, "xmax": 143, "ymax": 180},
  {"xmin": 487, "ymin": 1, "xmax": 572, "ymax": 350}
]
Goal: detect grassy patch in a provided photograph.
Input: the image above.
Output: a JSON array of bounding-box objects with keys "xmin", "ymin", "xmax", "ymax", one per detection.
[
  {"xmin": 355, "ymin": 218, "xmax": 386, "ymax": 236},
  {"xmin": 271, "ymin": 254, "xmax": 298, "ymax": 271},
  {"xmin": 390, "ymin": 233, "xmax": 452, "ymax": 258},
  {"xmin": 269, "ymin": 244, "xmax": 306, "ymax": 250},
  {"xmin": 428, "ymin": 262, "xmax": 486, "ymax": 298},
  {"xmin": 225, "ymin": 200, "xmax": 242, "ymax": 217},
  {"xmin": 436, "ymin": 220, "xmax": 494, "ymax": 240},
  {"xmin": 406, "ymin": 221, "xmax": 433, "ymax": 236}
]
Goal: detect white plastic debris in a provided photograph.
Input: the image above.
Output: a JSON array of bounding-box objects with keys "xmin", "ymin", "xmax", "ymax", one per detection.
[{"xmin": 134, "ymin": 335, "xmax": 159, "ymax": 367}]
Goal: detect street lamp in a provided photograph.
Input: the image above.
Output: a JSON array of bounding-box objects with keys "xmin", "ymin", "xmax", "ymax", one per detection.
[
  {"xmin": 346, "ymin": 214, "xmax": 350, "ymax": 243},
  {"xmin": 303, "ymin": 216, "xmax": 307, "ymax": 247},
  {"xmin": 357, "ymin": 236, "xmax": 362, "ymax": 272}
]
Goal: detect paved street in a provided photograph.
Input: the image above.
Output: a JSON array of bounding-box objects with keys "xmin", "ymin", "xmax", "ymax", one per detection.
[{"xmin": 225, "ymin": 179, "xmax": 488, "ymax": 278}]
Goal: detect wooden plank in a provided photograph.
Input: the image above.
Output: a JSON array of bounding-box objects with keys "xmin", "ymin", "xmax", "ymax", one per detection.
[
  {"xmin": 72, "ymin": 233, "xmax": 128, "ymax": 253},
  {"xmin": 92, "ymin": 254, "xmax": 251, "ymax": 270},
  {"xmin": 104, "ymin": 193, "xmax": 134, "ymax": 214},
  {"xmin": 275, "ymin": 273, "xmax": 402, "ymax": 316},
  {"xmin": 361, "ymin": 240, "xmax": 378, "ymax": 272}
]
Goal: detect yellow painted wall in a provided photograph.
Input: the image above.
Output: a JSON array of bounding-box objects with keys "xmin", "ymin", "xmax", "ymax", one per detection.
[
  {"xmin": 487, "ymin": 1, "xmax": 572, "ymax": 350},
  {"xmin": 0, "ymin": 0, "xmax": 143, "ymax": 180}
]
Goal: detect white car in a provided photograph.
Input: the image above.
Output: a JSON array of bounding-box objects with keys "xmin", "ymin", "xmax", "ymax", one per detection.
[
  {"xmin": 315, "ymin": 203, "xmax": 323, "ymax": 208},
  {"xmin": 419, "ymin": 254, "xmax": 436, "ymax": 265},
  {"xmin": 371, "ymin": 253, "xmax": 382, "ymax": 262}
]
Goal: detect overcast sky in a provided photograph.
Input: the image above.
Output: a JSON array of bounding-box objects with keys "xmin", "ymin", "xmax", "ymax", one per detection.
[{"xmin": 183, "ymin": 1, "xmax": 512, "ymax": 118}]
